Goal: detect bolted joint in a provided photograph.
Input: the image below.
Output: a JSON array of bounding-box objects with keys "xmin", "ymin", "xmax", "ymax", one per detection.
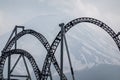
[
  {"xmin": 116, "ymin": 32, "xmax": 120, "ymax": 37},
  {"xmin": 59, "ymin": 23, "xmax": 65, "ymax": 27},
  {"xmin": 15, "ymin": 25, "xmax": 25, "ymax": 30}
]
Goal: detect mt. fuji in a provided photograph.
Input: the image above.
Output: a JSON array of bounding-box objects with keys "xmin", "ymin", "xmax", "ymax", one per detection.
[
  {"xmin": 1, "ymin": 15, "xmax": 120, "ymax": 80},
  {"xmin": 0, "ymin": 0, "xmax": 120, "ymax": 79}
]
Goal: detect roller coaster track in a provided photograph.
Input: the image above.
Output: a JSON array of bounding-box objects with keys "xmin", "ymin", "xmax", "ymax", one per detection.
[
  {"xmin": 42, "ymin": 17, "xmax": 120, "ymax": 80},
  {"xmin": 0, "ymin": 17, "xmax": 120, "ymax": 80},
  {"xmin": 2, "ymin": 29, "xmax": 50, "ymax": 52},
  {"xmin": 0, "ymin": 49, "xmax": 41, "ymax": 80},
  {"xmin": 0, "ymin": 29, "xmax": 66, "ymax": 80}
]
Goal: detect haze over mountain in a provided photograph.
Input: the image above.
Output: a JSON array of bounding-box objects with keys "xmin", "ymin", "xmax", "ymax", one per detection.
[
  {"xmin": 0, "ymin": 0, "xmax": 120, "ymax": 80},
  {"xmin": 53, "ymin": 64, "xmax": 120, "ymax": 80},
  {"xmin": 1, "ymin": 15, "xmax": 120, "ymax": 80}
]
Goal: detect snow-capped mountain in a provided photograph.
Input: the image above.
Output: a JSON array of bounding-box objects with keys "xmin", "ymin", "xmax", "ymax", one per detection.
[
  {"xmin": 0, "ymin": 15, "xmax": 120, "ymax": 79},
  {"xmin": 24, "ymin": 14, "xmax": 120, "ymax": 68},
  {"xmin": 53, "ymin": 64, "xmax": 120, "ymax": 80}
]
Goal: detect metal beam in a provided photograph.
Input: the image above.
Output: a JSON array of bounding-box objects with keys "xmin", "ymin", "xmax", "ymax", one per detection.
[
  {"xmin": 10, "ymin": 55, "xmax": 22, "ymax": 74},
  {"xmin": 59, "ymin": 23, "xmax": 65, "ymax": 80},
  {"xmin": 22, "ymin": 55, "xmax": 32, "ymax": 80},
  {"xmin": 10, "ymin": 74, "xmax": 28, "ymax": 78},
  {"xmin": 8, "ymin": 55, "xmax": 11, "ymax": 80},
  {"xmin": 64, "ymin": 35, "xmax": 75, "ymax": 80}
]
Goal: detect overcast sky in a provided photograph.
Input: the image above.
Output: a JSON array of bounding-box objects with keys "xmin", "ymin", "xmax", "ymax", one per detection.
[
  {"xmin": 0, "ymin": 0, "xmax": 120, "ymax": 78},
  {"xmin": 0, "ymin": 0, "xmax": 120, "ymax": 36}
]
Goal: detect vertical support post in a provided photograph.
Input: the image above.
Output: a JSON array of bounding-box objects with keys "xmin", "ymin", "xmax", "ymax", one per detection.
[
  {"xmin": 5, "ymin": 27, "xmax": 16, "ymax": 80},
  {"xmin": 8, "ymin": 55, "xmax": 11, "ymax": 80},
  {"xmin": 59, "ymin": 23, "xmax": 65, "ymax": 80},
  {"xmin": 15, "ymin": 26, "xmax": 17, "ymax": 50},
  {"xmin": 64, "ymin": 35, "xmax": 75, "ymax": 80},
  {"xmin": 8, "ymin": 26, "xmax": 17, "ymax": 80},
  {"xmin": 49, "ymin": 68, "xmax": 53, "ymax": 80},
  {"xmin": 22, "ymin": 55, "xmax": 31, "ymax": 80},
  {"xmin": 7, "ymin": 25, "xmax": 24, "ymax": 80}
]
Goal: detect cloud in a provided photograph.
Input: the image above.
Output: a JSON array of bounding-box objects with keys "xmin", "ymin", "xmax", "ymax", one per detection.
[
  {"xmin": 1, "ymin": 0, "xmax": 120, "ymax": 78},
  {"xmin": 0, "ymin": 10, "xmax": 5, "ymax": 35},
  {"xmin": 0, "ymin": 0, "xmax": 119, "ymax": 36},
  {"xmin": 45, "ymin": 0, "xmax": 100, "ymax": 18},
  {"xmin": 0, "ymin": 11, "xmax": 3, "ymax": 25}
]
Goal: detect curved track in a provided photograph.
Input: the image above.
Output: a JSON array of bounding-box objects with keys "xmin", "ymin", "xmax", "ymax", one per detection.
[
  {"xmin": 3, "ymin": 29, "xmax": 50, "ymax": 52},
  {"xmin": 0, "ymin": 17, "xmax": 120, "ymax": 80},
  {"xmin": 0, "ymin": 49, "xmax": 41, "ymax": 80},
  {"xmin": 1, "ymin": 29, "xmax": 66, "ymax": 80},
  {"xmin": 42, "ymin": 17, "xmax": 120, "ymax": 80}
]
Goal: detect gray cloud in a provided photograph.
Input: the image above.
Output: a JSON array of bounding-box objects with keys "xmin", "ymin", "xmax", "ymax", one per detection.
[
  {"xmin": 0, "ymin": 0, "xmax": 120, "ymax": 79},
  {"xmin": 0, "ymin": 0, "xmax": 120, "ymax": 36}
]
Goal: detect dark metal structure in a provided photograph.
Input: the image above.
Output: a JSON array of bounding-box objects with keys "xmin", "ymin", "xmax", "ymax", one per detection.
[
  {"xmin": 1, "ymin": 49, "xmax": 41, "ymax": 79},
  {"xmin": 0, "ymin": 17, "xmax": 120, "ymax": 80},
  {"xmin": 0, "ymin": 26, "xmax": 66, "ymax": 80},
  {"xmin": 41, "ymin": 17, "xmax": 120, "ymax": 80}
]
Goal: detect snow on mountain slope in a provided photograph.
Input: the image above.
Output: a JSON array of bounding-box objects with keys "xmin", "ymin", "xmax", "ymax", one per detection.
[
  {"xmin": 53, "ymin": 64, "xmax": 120, "ymax": 80},
  {"xmin": 0, "ymin": 15, "xmax": 120, "ymax": 78}
]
